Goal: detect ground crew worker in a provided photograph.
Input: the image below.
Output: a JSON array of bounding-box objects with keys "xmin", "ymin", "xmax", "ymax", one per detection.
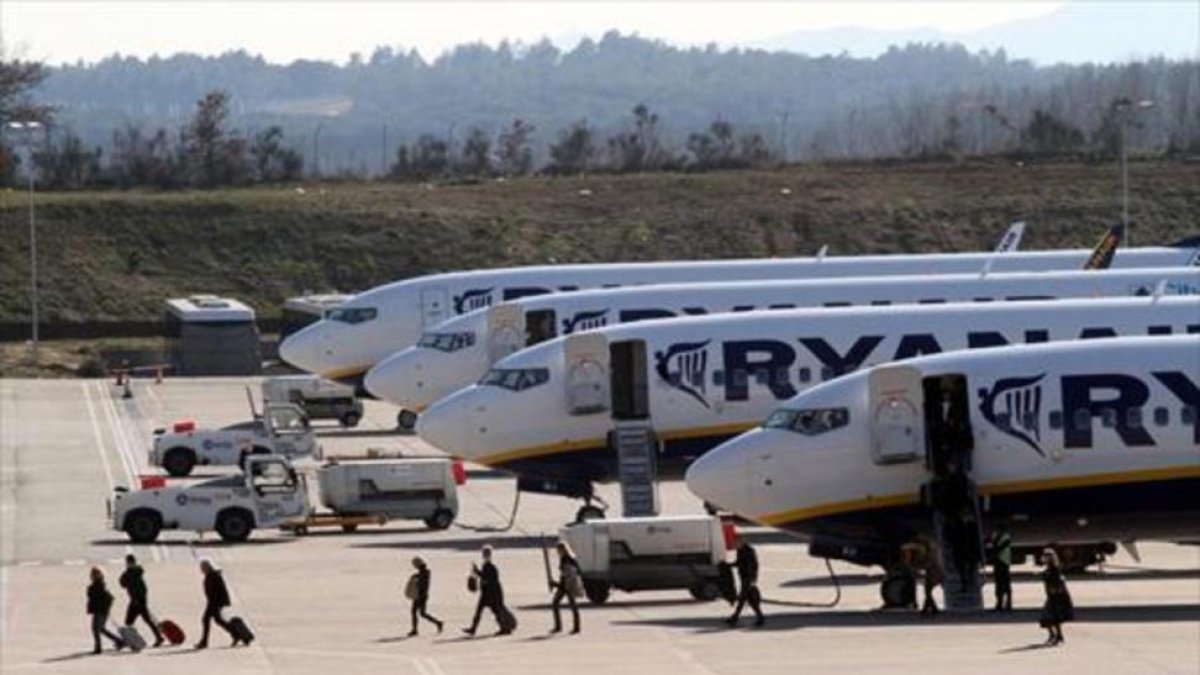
[
  {"xmin": 407, "ymin": 556, "xmax": 443, "ymax": 636},
  {"xmin": 86, "ymin": 567, "xmax": 125, "ymax": 654},
  {"xmin": 726, "ymin": 542, "xmax": 765, "ymax": 627},
  {"xmin": 550, "ymin": 541, "xmax": 581, "ymax": 634},
  {"xmin": 463, "ymin": 545, "xmax": 510, "ymax": 636},
  {"xmin": 196, "ymin": 560, "xmax": 239, "ymax": 649},
  {"xmin": 988, "ymin": 523, "xmax": 1013, "ymax": 611},
  {"xmin": 119, "ymin": 554, "xmax": 164, "ymax": 647}
]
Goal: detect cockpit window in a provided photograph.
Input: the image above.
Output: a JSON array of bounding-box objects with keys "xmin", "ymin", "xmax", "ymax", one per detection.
[
  {"xmin": 479, "ymin": 367, "xmax": 550, "ymax": 392},
  {"xmin": 418, "ymin": 331, "xmax": 477, "ymax": 353},
  {"xmin": 327, "ymin": 307, "xmax": 378, "ymax": 325},
  {"xmin": 763, "ymin": 407, "xmax": 849, "ymax": 436}
]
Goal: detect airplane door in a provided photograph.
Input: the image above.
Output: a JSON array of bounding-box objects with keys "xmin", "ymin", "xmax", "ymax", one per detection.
[
  {"xmin": 869, "ymin": 365, "xmax": 925, "ymax": 465},
  {"xmin": 420, "ymin": 286, "xmax": 450, "ymax": 328},
  {"xmin": 564, "ymin": 333, "xmax": 609, "ymax": 416},
  {"xmin": 610, "ymin": 340, "xmax": 650, "ymax": 421},
  {"xmin": 486, "ymin": 304, "xmax": 526, "ymax": 364}
]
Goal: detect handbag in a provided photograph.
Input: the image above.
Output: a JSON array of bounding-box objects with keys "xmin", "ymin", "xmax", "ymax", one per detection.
[
  {"xmin": 467, "ymin": 572, "xmax": 479, "ymax": 593},
  {"xmin": 404, "ymin": 575, "xmax": 419, "ymax": 600}
]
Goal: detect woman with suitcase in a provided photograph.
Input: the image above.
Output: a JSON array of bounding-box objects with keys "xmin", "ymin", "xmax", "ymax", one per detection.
[
  {"xmin": 86, "ymin": 567, "xmax": 125, "ymax": 654},
  {"xmin": 1038, "ymin": 549, "xmax": 1074, "ymax": 646},
  {"xmin": 406, "ymin": 556, "xmax": 443, "ymax": 636},
  {"xmin": 549, "ymin": 541, "xmax": 582, "ymax": 635}
]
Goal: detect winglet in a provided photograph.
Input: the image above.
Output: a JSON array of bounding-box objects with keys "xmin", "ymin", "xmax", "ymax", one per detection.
[
  {"xmin": 980, "ymin": 221, "xmax": 1026, "ymax": 277},
  {"xmin": 816, "ymin": 245, "xmax": 828, "ymax": 261},
  {"xmin": 1083, "ymin": 224, "xmax": 1125, "ymax": 270}
]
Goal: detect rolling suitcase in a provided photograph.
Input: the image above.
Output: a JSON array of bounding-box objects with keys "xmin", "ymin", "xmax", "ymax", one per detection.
[
  {"xmin": 157, "ymin": 619, "xmax": 186, "ymax": 646},
  {"xmin": 117, "ymin": 625, "xmax": 147, "ymax": 652},
  {"xmin": 228, "ymin": 616, "xmax": 256, "ymax": 645}
]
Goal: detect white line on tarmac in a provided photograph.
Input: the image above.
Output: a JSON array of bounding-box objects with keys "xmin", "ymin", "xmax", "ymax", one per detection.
[
  {"xmin": 96, "ymin": 382, "xmax": 167, "ymax": 563},
  {"xmin": 0, "ymin": 381, "xmax": 15, "ymax": 647},
  {"xmin": 82, "ymin": 382, "xmax": 133, "ymax": 562},
  {"xmin": 421, "ymin": 656, "xmax": 448, "ymax": 675}
]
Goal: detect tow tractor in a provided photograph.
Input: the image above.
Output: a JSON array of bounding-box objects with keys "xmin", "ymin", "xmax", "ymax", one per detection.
[
  {"xmin": 149, "ymin": 389, "xmax": 321, "ymax": 477},
  {"xmin": 110, "ymin": 454, "xmax": 309, "ymax": 543}
]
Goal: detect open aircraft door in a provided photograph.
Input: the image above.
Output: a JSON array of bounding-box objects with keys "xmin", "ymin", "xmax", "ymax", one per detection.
[
  {"xmin": 486, "ymin": 304, "xmax": 526, "ymax": 364},
  {"xmin": 869, "ymin": 365, "xmax": 925, "ymax": 465},
  {"xmin": 564, "ymin": 333, "xmax": 609, "ymax": 416},
  {"xmin": 420, "ymin": 286, "xmax": 450, "ymax": 328}
]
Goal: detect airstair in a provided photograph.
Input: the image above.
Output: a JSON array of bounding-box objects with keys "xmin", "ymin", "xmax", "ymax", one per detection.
[
  {"xmin": 613, "ymin": 423, "xmax": 659, "ymax": 517},
  {"xmin": 928, "ymin": 480, "xmax": 985, "ymax": 610}
]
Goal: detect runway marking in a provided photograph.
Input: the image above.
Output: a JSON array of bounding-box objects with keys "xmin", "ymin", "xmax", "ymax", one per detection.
[
  {"xmin": 62, "ymin": 559, "xmax": 86, "ymax": 567},
  {"xmin": 16, "ymin": 561, "xmax": 42, "ymax": 567},
  {"xmin": 96, "ymin": 382, "xmax": 168, "ymax": 562},
  {"xmin": 0, "ymin": 381, "xmax": 15, "ymax": 645},
  {"xmin": 82, "ymin": 382, "xmax": 133, "ymax": 563}
]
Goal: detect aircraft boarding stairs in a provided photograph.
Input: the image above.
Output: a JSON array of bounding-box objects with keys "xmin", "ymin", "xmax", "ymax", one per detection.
[
  {"xmin": 612, "ymin": 423, "xmax": 660, "ymax": 517},
  {"xmin": 926, "ymin": 479, "xmax": 986, "ymax": 611}
]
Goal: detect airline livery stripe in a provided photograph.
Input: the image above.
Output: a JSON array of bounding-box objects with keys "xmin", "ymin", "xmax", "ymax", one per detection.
[
  {"xmin": 757, "ymin": 464, "xmax": 1200, "ymax": 527},
  {"xmin": 473, "ymin": 421, "xmax": 757, "ymax": 466}
]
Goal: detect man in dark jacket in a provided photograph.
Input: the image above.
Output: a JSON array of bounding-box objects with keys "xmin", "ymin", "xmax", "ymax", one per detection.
[
  {"xmin": 988, "ymin": 523, "xmax": 1014, "ymax": 611},
  {"xmin": 408, "ymin": 556, "xmax": 443, "ymax": 636},
  {"xmin": 87, "ymin": 567, "xmax": 125, "ymax": 654},
  {"xmin": 119, "ymin": 554, "xmax": 164, "ymax": 647},
  {"xmin": 463, "ymin": 545, "xmax": 510, "ymax": 636},
  {"xmin": 196, "ymin": 560, "xmax": 239, "ymax": 649},
  {"xmin": 726, "ymin": 542, "xmax": 764, "ymax": 627}
]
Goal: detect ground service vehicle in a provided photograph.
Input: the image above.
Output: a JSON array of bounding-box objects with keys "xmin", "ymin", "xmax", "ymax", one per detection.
[
  {"xmin": 299, "ymin": 457, "xmax": 460, "ymax": 532},
  {"xmin": 111, "ymin": 455, "xmax": 309, "ymax": 543},
  {"xmin": 263, "ymin": 375, "xmax": 364, "ymax": 427},
  {"xmin": 559, "ymin": 515, "xmax": 731, "ymax": 604},
  {"xmin": 150, "ymin": 402, "xmax": 321, "ymax": 477}
]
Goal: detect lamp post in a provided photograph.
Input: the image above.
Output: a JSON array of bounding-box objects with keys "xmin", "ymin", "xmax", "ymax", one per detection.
[
  {"xmin": 6, "ymin": 120, "xmax": 42, "ymax": 362},
  {"xmin": 1111, "ymin": 98, "xmax": 1154, "ymax": 244}
]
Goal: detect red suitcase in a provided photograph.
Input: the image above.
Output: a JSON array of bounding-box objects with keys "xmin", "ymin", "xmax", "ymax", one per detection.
[{"xmin": 158, "ymin": 619, "xmax": 186, "ymax": 646}]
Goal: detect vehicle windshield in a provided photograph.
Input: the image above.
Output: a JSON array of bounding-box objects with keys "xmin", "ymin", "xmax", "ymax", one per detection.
[
  {"xmin": 251, "ymin": 461, "xmax": 297, "ymax": 494},
  {"xmin": 479, "ymin": 367, "xmax": 550, "ymax": 392},
  {"xmin": 418, "ymin": 331, "xmax": 477, "ymax": 353},
  {"xmin": 269, "ymin": 408, "xmax": 308, "ymax": 433},
  {"xmin": 763, "ymin": 407, "xmax": 849, "ymax": 436},
  {"xmin": 326, "ymin": 307, "xmax": 378, "ymax": 325}
]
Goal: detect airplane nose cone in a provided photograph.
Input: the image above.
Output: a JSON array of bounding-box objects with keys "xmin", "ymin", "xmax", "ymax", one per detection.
[
  {"xmin": 364, "ymin": 352, "xmax": 422, "ymax": 406},
  {"xmin": 416, "ymin": 393, "xmax": 469, "ymax": 457},
  {"xmin": 685, "ymin": 434, "xmax": 753, "ymax": 515},
  {"xmin": 279, "ymin": 325, "xmax": 324, "ymax": 373}
]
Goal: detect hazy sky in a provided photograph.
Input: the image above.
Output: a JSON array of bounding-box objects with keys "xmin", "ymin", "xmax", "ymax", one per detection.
[{"xmin": 0, "ymin": 1, "xmax": 1194, "ymax": 65}]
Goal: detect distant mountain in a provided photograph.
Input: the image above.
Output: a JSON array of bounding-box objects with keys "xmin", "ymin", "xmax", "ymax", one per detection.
[{"xmin": 758, "ymin": 1, "xmax": 1199, "ymax": 64}]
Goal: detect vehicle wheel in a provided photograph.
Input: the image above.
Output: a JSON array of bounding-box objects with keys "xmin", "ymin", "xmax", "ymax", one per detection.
[
  {"xmin": 880, "ymin": 572, "xmax": 915, "ymax": 609},
  {"xmin": 583, "ymin": 579, "xmax": 611, "ymax": 605},
  {"xmin": 689, "ymin": 579, "xmax": 721, "ymax": 602},
  {"xmin": 397, "ymin": 409, "xmax": 418, "ymax": 433},
  {"xmin": 124, "ymin": 509, "xmax": 162, "ymax": 543},
  {"xmin": 339, "ymin": 411, "xmax": 361, "ymax": 428},
  {"xmin": 215, "ymin": 509, "xmax": 255, "ymax": 543},
  {"xmin": 341, "ymin": 523, "xmax": 359, "ymax": 533},
  {"xmin": 574, "ymin": 504, "xmax": 606, "ymax": 523},
  {"xmin": 424, "ymin": 508, "xmax": 455, "ymax": 530},
  {"xmin": 162, "ymin": 448, "xmax": 195, "ymax": 477}
]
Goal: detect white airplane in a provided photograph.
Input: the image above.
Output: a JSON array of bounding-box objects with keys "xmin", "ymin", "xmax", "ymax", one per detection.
[
  {"xmin": 685, "ymin": 335, "xmax": 1199, "ymax": 603},
  {"xmin": 278, "ymin": 231, "xmax": 1200, "ymax": 398},
  {"xmin": 365, "ymin": 267, "xmax": 1200, "ymax": 412},
  {"xmin": 416, "ymin": 296, "xmax": 1200, "ymax": 521}
]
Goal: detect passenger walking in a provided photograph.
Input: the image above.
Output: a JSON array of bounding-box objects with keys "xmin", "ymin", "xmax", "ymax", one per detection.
[
  {"xmin": 86, "ymin": 567, "xmax": 125, "ymax": 654},
  {"xmin": 987, "ymin": 523, "xmax": 1013, "ymax": 611},
  {"xmin": 726, "ymin": 542, "xmax": 765, "ymax": 627},
  {"xmin": 119, "ymin": 554, "xmax": 164, "ymax": 647},
  {"xmin": 549, "ymin": 541, "xmax": 582, "ymax": 634},
  {"xmin": 902, "ymin": 540, "xmax": 943, "ymax": 615},
  {"xmin": 406, "ymin": 556, "xmax": 443, "ymax": 636},
  {"xmin": 463, "ymin": 545, "xmax": 511, "ymax": 636},
  {"xmin": 195, "ymin": 560, "xmax": 240, "ymax": 649},
  {"xmin": 1038, "ymin": 549, "xmax": 1073, "ymax": 646}
]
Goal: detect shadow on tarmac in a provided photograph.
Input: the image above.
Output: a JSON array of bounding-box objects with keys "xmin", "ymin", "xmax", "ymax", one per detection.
[
  {"xmin": 351, "ymin": 533, "xmax": 554, "ymax": 552},
  {"xmin": 316, "ymin": 429, "xmax": 406, "ymax": 439},
  {"xmin": 614, "ymin": 603, "xmax": 1200, "ymax": 632},
  {"xmin": 783, "ymin": 566, "xmax": 1200, "ymax": 589},
  {"xmin": 90, "ymin": 537, "xmax": 294, "ymax": 549}
]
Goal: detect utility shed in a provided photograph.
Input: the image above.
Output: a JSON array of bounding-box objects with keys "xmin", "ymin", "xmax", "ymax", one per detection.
[
  {"xmin": 280, "ymin": 293, "xmax": 350, "ymax": 340},
  {"xmin": 164, "ymin": 295, "xmax": 261, "ymax": 376}
]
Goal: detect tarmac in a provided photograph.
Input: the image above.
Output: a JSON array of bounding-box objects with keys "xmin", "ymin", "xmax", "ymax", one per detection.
[{"xmin": 0, "ymin": 377, "xmax": 1197, "ymax": 674}]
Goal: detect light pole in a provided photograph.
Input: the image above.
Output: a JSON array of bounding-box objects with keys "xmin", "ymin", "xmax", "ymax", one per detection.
[
  {"xmin": 6, "ymin": 120, "xmax": 42, "ymax": 362},
  {"xmin": 312, "ymin": 122, "xmax": 324, "ymax": 178},
  {"xmin": 1112, "ymin": 98, "xmax": 1154, "ymax": 244}
]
